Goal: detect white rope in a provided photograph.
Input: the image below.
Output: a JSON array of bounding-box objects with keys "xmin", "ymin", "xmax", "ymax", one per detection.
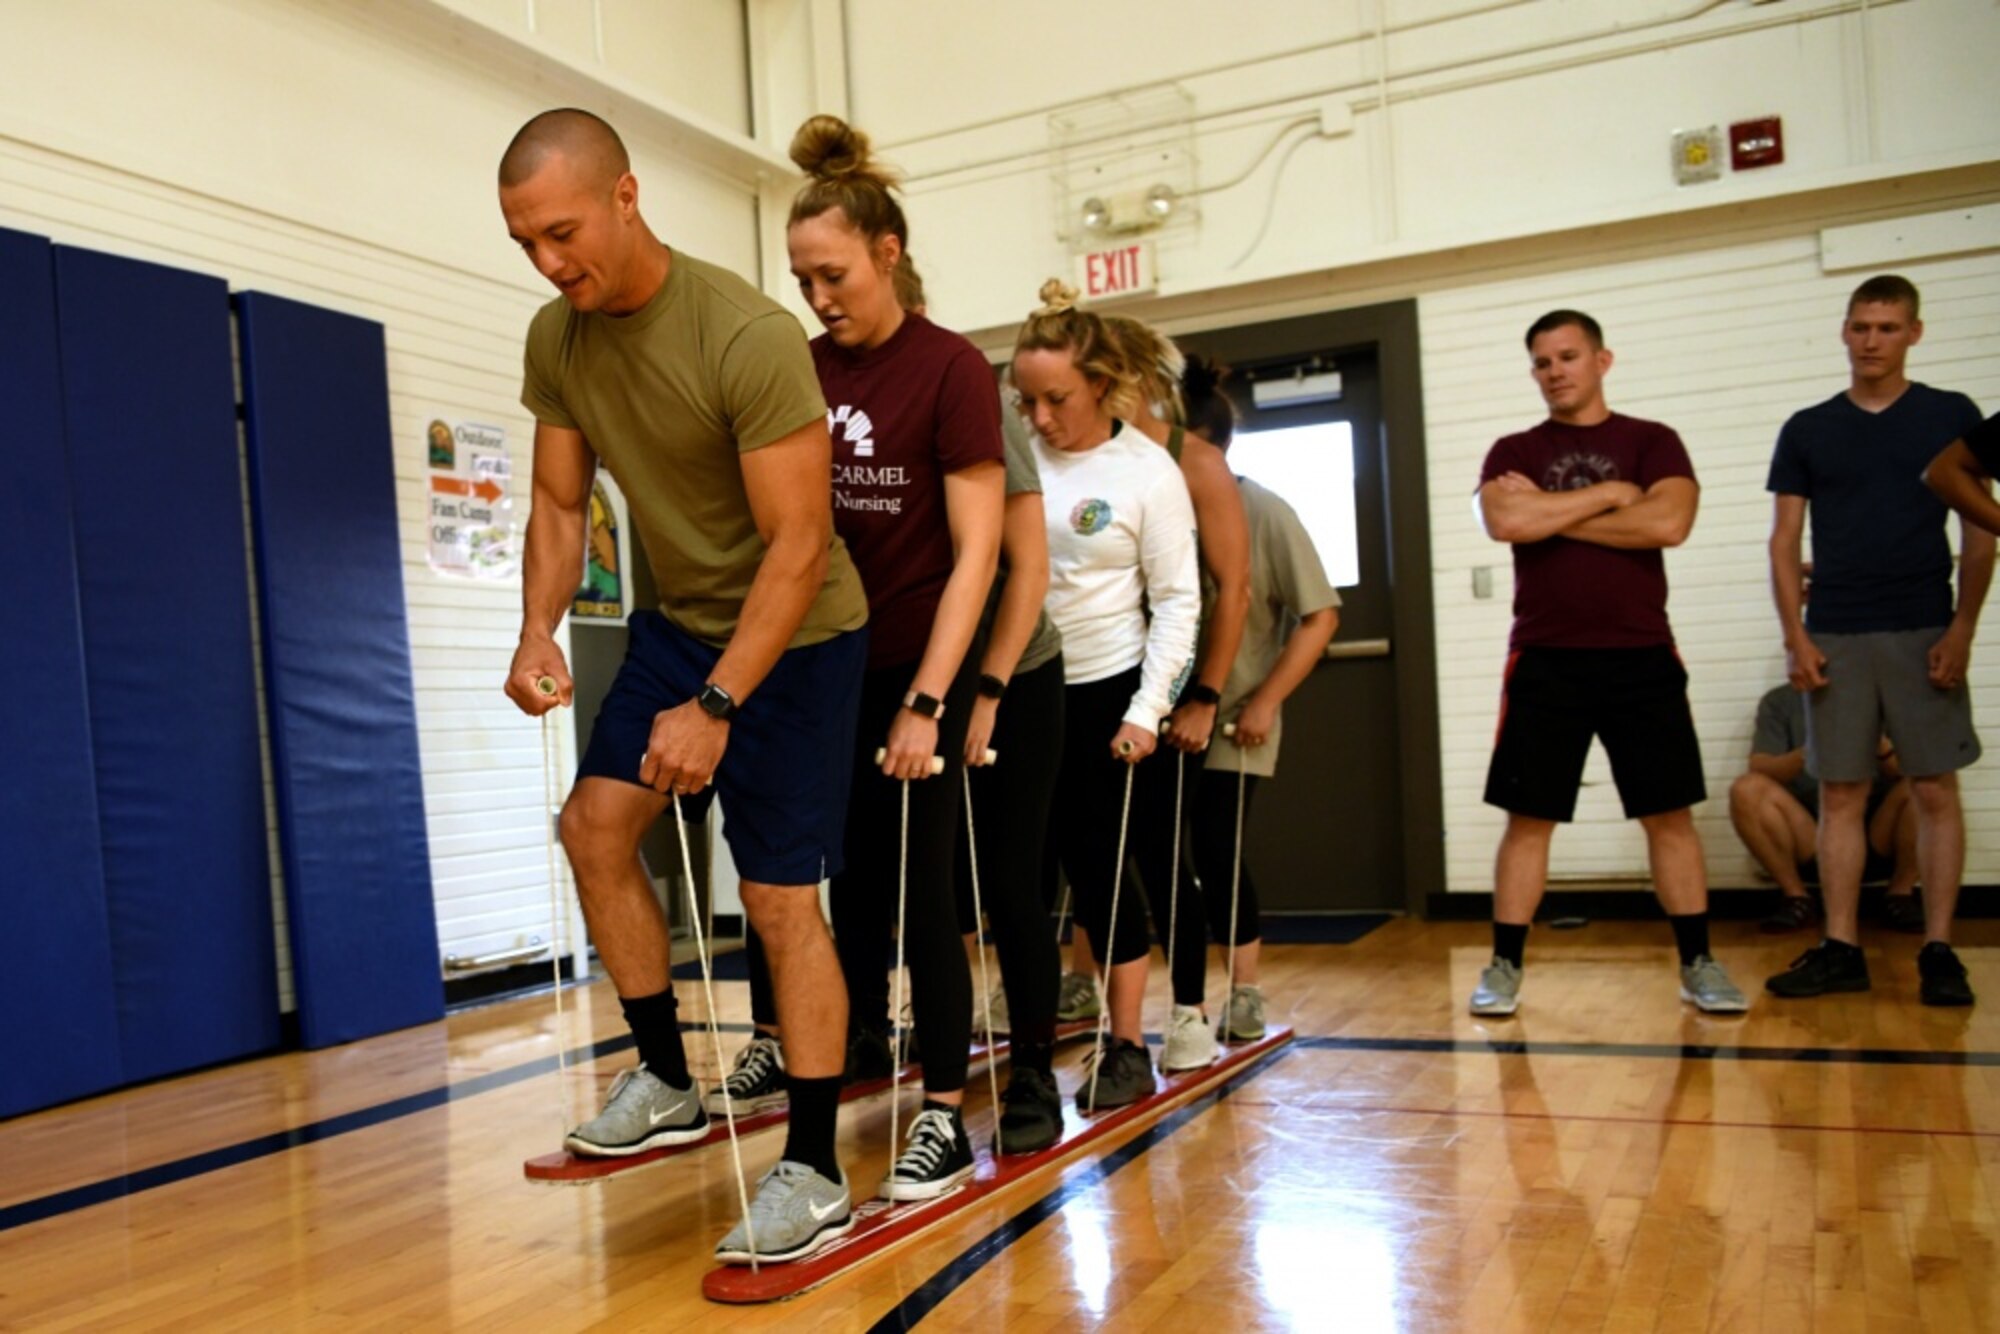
[
  {"xmin": 1219, "ymin": 744, "xmax": 1248, "ymax": 1044},
  {"xmin": 539, "ymin": 706, "xmax": 569, "ymax": 1135},
  {"xmin": 1085, "ymin": 761, "xmax": 1137, "ymax": 1113},
  {"xmin": 1164, "ymin": 748, "xmax": 1184, "ymax": 1032},
  {"xmin": 888, "ymin": 776, "xmax": 911, "ymax": 1204},
  {"xmin": 673, "ymin": 792, "xmax": 758, "ymax": 1273},
  {"xmin": 963, "ymin": 770, "xmax": 1004, "ymax": 1151}
]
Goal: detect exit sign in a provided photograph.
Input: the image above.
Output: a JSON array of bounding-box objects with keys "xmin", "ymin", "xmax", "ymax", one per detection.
[{"xmin": 1075, "ymin": 241, "xmax": 1156, "ymax": 300}]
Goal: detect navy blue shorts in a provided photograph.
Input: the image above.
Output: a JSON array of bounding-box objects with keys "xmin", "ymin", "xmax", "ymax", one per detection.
[{"xmin": 578, "ymin": 610, "xmax": 867, "ymax": 886}]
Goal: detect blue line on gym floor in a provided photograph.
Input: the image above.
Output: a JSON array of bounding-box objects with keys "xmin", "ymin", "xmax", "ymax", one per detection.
[
  {"xmin": 1294, "ymin": 1035, "xmax": 2000, "ymax": 1065},
  {"xmin": 8, "ymin": 1028, "xmax": 1995, "ymax": 1235},
  {"xmin": 864, "ymin": 1044, "xmax": 1295, "ymax": 1332}
]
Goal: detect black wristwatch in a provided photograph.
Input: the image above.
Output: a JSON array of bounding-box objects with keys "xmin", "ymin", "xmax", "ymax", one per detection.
[
  {"xmin": 902, "ymin": 689, "xmax": 945, "ymax": 720},
  {"xmin": 696, "ymin": 682, "xmax": 738, "ymax": 722},
  {"xmin": 1183, "ymin": 683, "xmax": 1222, "ymax": 707},
  {"xmin": 977, "ymin": 674, "xmax": 1008, "ymax": 701}
]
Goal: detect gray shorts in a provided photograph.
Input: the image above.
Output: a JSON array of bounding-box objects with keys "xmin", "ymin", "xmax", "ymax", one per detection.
[{"xmin": 1805, "ymin": 628, "xmax": 1980, "ymax": 782}]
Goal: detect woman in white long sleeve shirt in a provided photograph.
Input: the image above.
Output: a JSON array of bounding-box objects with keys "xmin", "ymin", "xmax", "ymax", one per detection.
[{"xmin": 1011, "ymin": 279, "xmax": 1200, "ymax": 1112}]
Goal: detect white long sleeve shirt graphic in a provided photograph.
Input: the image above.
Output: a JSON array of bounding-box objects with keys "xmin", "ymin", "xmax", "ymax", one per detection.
[{"xmin": 1032, "ymin": 424, "xmax": 1200, "ymax": 731}]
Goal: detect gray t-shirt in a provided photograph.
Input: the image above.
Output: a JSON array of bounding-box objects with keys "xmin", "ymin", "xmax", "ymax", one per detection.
[
  {"xmin": 1751, "ymin": 684, "xmax": 1818, "ymax": 807},
  {"xmin": 1205, "ymin": 477, "xmax": 1341, "ymax": 778},
  {"xmin": 996, "ymin": 410, "xmax": 1062, "ymax": 676}
]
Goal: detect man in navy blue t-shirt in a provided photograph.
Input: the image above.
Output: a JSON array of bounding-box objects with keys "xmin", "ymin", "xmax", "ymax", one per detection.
[{"xmin": 1765, "ymin": 274, "xmax": 1991, "ymax": 1008}]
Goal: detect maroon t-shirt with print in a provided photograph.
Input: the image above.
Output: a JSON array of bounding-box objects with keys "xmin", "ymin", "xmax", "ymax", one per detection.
[
  {"xmin": 1478, "ymin": 413, "xmax": 1696, "ymax": 649},
  {"xmin": 813, "ymin": 314, "xmax": 1003, "ymax": 669}
]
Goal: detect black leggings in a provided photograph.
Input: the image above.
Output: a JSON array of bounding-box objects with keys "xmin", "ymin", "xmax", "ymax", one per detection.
[
  {"xmin": 746, "ymin": 659, "xmax": 978, "ymax": 1094},
  {"xmin": 1190, "ymin": 767, "xmax": 1262, "ymax": 947},
  {"xmin": 1127, "ymin": 746, "xmax": 1210, "ymax": 1006},
  {"xmin": 1050, "ymin": 668, "xmax": 1171, "ymax": 970},
  {"xmin": 953, "ymin": 654, "xmax": 1064, "ymax": 1044}
]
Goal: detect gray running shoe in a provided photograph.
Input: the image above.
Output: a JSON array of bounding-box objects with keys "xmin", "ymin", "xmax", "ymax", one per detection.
[
  {"xmin": 705, "ymin": 1034, "xmax": 786, "ymax": 1116},
  {"xmin": 564, "ymin": 1065, "xmax": 709, "ymax": 1156},
  {"xmin": 1222, "ymin": 984, "xmax": 1266, "ymax": 1042},
  {"xmin": 1160, "ymin": 1004, "xmax": 1218, "ymax": 1072},
  {"xmin": 976, "ymin": 983, "xmax": 1011, "ymax": 1038},
  {"xmin": 1076, "ymin": 1039, "xmax": 1155, "ymax": 1112},
  {"xmin": 1468, "ymin": 958, "xmax": 1523, "ymax": 1017},
  {"xmin": 1056, "ymin": 971, "xmax": 1101, "ymax": 1022},
  {"xmin": 1680, "ymin": 955, "xmax": 1750, "ymax": 1013},
  {"xmin": 714, "ymin": 1161, "xmax": 854, "ymax": 1264}
]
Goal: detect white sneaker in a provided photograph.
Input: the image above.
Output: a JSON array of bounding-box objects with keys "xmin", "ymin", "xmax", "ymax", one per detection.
[
  {"xmin": 976, "ymin": 983, "xmax": 1010, "ymax": 1038},
  {"xmin": 1160, "ymin": 1004, "xmax": 1218, "ymax": 1072}
]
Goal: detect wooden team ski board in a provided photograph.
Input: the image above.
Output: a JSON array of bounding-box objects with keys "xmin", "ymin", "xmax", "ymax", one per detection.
[
  {"xmin": 523, "ymin": 1021, "xmax": 1097, "ymax": 1184},
  {"xmin": 701, "ymin": 1026, "xmax": 1292, "ymax": 1305}
]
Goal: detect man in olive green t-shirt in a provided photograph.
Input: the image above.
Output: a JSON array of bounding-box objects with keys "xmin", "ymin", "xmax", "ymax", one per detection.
[{"xmin": 497, "ymin": 108, "xmax": 866, "ymax": 1264}]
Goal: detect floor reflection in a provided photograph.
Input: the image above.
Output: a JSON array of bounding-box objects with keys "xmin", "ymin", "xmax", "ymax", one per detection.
[{"xmin": 1253, "ymin": 1211, "xmax": 1399, "ymax": 1331}]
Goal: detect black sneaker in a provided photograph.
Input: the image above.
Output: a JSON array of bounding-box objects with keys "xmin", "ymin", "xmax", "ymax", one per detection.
[
  {"xmin": 1882, "ymin": 894, "xmax": 1926, "ymax": 935},
  {"xmin": 704, "ymin": 1034, "xmax": 786, "ymax": 1116},
  {"xmin": 879, "ymin": 1107, "xmax": 975, "ymax": 1200},
  {"xmin": 1076, "ymin": 1039, "xmax": 1155, "ymax": 1113},
  {"xmin": 997, "ymin": 1066, "xmax": 1063, "ymax": 1154},
  {"xmin": 1919, "ymin": 942, "xmax": 1975, "ymax": 1008},
  {"xmin": 844, "ymin": 1024, "xmax": 895, "ymax": 1085},
  {"xmin": 1765, "ymin": 940, "xmax": 1871, "ymax": 998},
  {"xmin": 1760, "ymin": 895, "xmax": 1822, "ymax": 935}
]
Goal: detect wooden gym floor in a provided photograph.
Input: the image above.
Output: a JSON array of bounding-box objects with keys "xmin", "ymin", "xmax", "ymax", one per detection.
[{"xmin": 6, "ymin": 916, "xmax": 2000, "ymax": 1332}]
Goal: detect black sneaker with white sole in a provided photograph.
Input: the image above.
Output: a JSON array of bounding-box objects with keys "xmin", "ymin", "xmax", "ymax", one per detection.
[
  {"xmin": 879, "ymin": 1106, "xmax": 975, "ymax": 1200},
  {"xmin": 705, "ymin": 1034, "xmax": 786, "ymax": 1116}
]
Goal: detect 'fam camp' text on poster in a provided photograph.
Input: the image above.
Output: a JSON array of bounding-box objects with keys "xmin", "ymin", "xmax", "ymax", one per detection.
[{"xmin": 426, "ymin": 418, "xmax": 517, "ymax": 579}]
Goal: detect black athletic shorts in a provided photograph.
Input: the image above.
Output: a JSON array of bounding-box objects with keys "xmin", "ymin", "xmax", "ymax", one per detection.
[{"xmin": 1483, "ymin": 645, "xmax": 1706, "ymax": 822}]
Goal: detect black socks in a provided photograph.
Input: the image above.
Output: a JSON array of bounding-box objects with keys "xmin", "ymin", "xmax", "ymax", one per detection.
[
  {"xmin": 1667, "ymin": 912, "xmax": 1710, "ymax": 967},
  {"xmin": 783, "ymin": 1075, "xmax": 844, "ymax": 1181},
  {"xmin": 620, "ymin": 990, "xmax": 691, "ymax": 1090},
  {"xmin": 1493, "ymin": 922, "xmax": 1528, "ymax": 968}
]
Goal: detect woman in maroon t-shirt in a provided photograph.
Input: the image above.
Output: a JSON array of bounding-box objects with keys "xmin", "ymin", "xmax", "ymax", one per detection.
[{"xmin": 729, "ymin": 114, "xmax": 1004, "ymax": 1203}]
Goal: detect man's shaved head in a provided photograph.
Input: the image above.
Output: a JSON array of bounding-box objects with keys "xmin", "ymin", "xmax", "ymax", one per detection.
[{"xmin": 499, "ymin": 108, "xmax": 630, "ymax": 190}]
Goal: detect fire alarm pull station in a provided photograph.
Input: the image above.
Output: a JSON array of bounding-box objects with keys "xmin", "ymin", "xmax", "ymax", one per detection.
[{"xmin": 1731, "ymin": 117, "xmax": 1784, "ymax": 171}]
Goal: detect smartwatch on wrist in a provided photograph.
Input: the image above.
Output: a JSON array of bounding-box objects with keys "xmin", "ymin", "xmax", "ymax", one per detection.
[
  {"xmin": 977, "ymin": 674, "xmax": 1008, "ymax": 701},
  {"xmin": 903, "ymin": 690, "xmax": 945, "ymax": 720},
  {"xmin": 1183, "ymin": 683, "xmax": 1222, "ymax": 707},
  {"xmin": 696, "ymin": 682, "xmax": 738, "ymax": 722}
]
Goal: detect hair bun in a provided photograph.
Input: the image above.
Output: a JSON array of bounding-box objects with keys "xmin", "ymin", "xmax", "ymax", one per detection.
[
  {"xmin": 789, "ymin": 114, "xmax": 873, "ymax": 180},
  {"xmin": 1035, "ymin": 278, "xmax": 1080, "ymax": 316},
  {"xmin": 1181, "ymin": 353, "xmax": 1229, "ymax": 400}
]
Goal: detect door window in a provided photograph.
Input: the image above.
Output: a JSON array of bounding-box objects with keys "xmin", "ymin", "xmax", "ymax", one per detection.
[{"xmin": 1228, "ymin": 422, "xmax": 1361, "ymax": 588}]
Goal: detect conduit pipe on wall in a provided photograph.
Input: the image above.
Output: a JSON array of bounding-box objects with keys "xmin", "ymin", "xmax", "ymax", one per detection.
[{"xmin": 902, "ymin": 0, "xmax": 1902, "ymax": 191}]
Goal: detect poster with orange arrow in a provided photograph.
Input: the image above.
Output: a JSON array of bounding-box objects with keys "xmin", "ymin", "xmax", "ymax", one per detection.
[{"xmin": 425, "ymin": 417, "xmax": 517, "ymax": 578}]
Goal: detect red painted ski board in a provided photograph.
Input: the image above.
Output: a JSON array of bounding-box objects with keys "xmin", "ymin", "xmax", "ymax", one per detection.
[
  {"xmin": 522, "ymin": 1021, "xmax": 1097, "ymax": 1184},
  {"xmin": 700, "ymin": 1025, "xmax": 1293, "ymax": 1305}
]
